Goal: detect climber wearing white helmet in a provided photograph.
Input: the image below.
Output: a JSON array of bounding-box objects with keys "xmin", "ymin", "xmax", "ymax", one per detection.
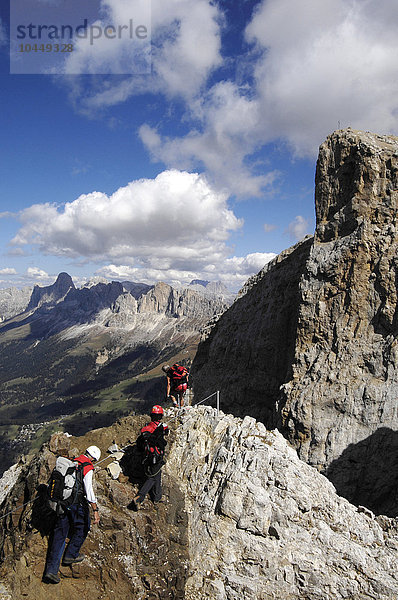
[{"xmin": 44, "ymin": 445, "xmax": 101, "ymax": 585}]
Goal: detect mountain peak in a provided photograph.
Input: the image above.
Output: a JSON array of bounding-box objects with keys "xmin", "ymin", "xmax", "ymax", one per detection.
[
  {"xmin": 54, "ymin": 272, "xmax": 74, "ymax": 290},
  {"xmin": 189, "ymin": 279, "xmax": 210, "ymax": 287},
  {"xmin": 27, "ymin": 272, "xmax": 75, "ymax": 311}
]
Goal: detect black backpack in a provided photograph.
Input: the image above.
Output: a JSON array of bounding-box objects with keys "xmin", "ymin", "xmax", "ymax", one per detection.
[
  {"xmin": 47, "ymin": 457, "xmax": 90, "ymax": 515},
  {"xmin": 139, "ymin": 425, "xmax": 167, "ymax": 474},
  {"xmin": 146, "ymin": 425, "xmax": 167, "ymax": 457}
]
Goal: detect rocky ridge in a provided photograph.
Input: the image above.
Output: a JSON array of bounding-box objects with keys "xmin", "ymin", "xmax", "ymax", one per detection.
[
  {"xmin": 0, "ymin": 407, "xmax": 398, "ymax": 599},
  {"xmin": 27, "ymin": 272, "xmax": 75, "ymax": 311},
  {"xmin": 18, "ymin": 279, "xmax": 227, "ymax": 345},
  {"xmin": 0, "ymin": 275, "xmax": 228, "ymax": 354},
  {"xmin": 0, "ymin": 276, "xmax": 231, "ymax": 324},
  {"xmin": 185, "ymin": 280, "xmax": 236, "ymax": 305},
  {"xmin": 0, "ymin": 285, "xmax": 32, "ymax": 322},
  {"xmin": 191, "ymin": 129, "xmax": 398, "ymax": 515}
]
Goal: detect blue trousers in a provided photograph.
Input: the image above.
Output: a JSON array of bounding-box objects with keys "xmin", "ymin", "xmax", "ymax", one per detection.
[{"xmin": 45, "ymin": 503, "xmax": 90, "ymax": 574}]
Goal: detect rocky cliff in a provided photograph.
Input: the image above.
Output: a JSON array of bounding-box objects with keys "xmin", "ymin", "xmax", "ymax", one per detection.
[
  {"xmin": 0, "ymin": 286, "xmax": 32, "ymax": 322},
  {"xmin": 27, "ymin": 272, "xmax": 75, "ymax": 311},
  {"xmin": 0, "ymin": 407, "xmax": 397, "ymax": 599},
  {"xmin": 191, "ymin": 129, "xmax": 398, "ymax": 515}
]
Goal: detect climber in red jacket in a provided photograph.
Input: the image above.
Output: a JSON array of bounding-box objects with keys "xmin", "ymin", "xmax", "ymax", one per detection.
[
  {"xmin": 132, "ymin": 405, "xmax": 169, "ymax": 509},
  {"xmin": 162, "ymin": 363, "xmax": 189, "ymax": 407}
]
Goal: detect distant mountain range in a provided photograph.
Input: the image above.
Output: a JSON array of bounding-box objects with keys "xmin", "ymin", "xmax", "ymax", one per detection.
[
  {"xmin": 0, "ymin": 272, "xmax": 230, "ymax": 474},
  {"xmin": 0, "ymin": 275, "xmax": 234, "ymax": 322}
]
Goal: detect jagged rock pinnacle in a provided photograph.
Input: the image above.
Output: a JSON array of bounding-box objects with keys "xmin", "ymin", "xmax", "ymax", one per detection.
[
  {"xmin": 27, "ymin": 272, "xmax": 75, "ymax": 311},
  {"xmin": 191, "ymin": 129, "xmax": 398, "ymax": 515}
]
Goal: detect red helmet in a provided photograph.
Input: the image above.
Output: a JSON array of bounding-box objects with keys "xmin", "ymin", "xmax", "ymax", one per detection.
[{"xmin": 151, "ymin": 405, "xmax": 163, "ymax": 415}]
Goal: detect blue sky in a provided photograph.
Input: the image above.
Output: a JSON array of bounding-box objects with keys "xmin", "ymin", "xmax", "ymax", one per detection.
[{"xmin": 1, "ymin": 0, "xmax": 397, "ymax": 292}]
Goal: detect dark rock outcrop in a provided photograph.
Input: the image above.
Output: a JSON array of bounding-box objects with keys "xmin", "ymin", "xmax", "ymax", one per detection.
[
  {"xmin": 27, "ymin": 272, "xmax": 75, "ymax": 311},
  {"xmin": 121, "ymin": 280, "xmax": 153, "ymax": 298},
  {"xmin": 191, "ymin": 237, "xmax": 313, "ymax": 427},
  {"xmin": 191, "ymin": 129, "xmax": 398, "ymax": 515}
]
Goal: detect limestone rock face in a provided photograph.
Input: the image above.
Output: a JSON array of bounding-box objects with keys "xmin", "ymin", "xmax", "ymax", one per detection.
[
  {"xmin": 0, "ymin": 286, "xmax": 32, "ymax": 321},
  {"xmin": 167, "ymin": 408, "xmax": 398, "ymax": 600},
  {"xmin": 137, "ymin": 282, "xmax": 226, "ymax": 318},
  {"xmin": 1, "ymin": 408, "xmax": 397, "ymax": 599},
  {"xmin": 192, "ymin": 237, "xmax": 313, "ymax": 428},
  {"xmin": 191, "ymin": 130, "xmax": 398, "ymax": 514},
  {"xmin": 278, "ymin": 130, "xmax": 398, "ymax": 469},
  {"xmin": 27, "ymin": 272, "xmax": 75, "ymax": 310}
]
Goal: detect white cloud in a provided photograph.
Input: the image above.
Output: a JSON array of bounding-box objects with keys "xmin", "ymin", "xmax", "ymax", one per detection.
[
  {"xmin": 97, "ymin": 251, "xmax": 276, "ymax": 291},
  {"xmin": 62, "ymin": 0, "xmax": 221, "ymax": 96},
  {"xmin": 263, "ymin": 223, "xmax": 277, "ymax": 233},
  {"xmin": 139, "ymin": 0, "xmax": 398, "ymax": 194},
  {"xmin": 52, "ymin": 0, "xmax": 151, "ymax": 76},
  {"xmin": 10, "ymin": 170, "xmax": 279, "ymax": 290},
  {"xmin": 245, "ymin": 0, "xmax": 398, "ymax": 155},
  {"xmin": 26, "ymin": 267, "xmax": 51, "ymax": 281},
  {"xmin": 12, "ymin": 171, "xmax": 241, "ymax": 262},
  {"xmin": 12, "ymin": 170, "xmax": 255, "ymax": 283},
  {"xmin": 139, "ymin": 82, "xmax": 279, "ymax": 197},
  {"xmin": 286, "ymin": 216, "xmax": 311, "ymax": 241},
  {"xmin": 0, "ymin": 268, "xmax": 17, "ymax": 275}
]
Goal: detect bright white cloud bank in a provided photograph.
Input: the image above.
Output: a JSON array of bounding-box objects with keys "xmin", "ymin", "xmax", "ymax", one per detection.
[
  {"xmin": 12, "ymin": 171, "xmax": 274, "ymax": 289},
  {"xmin": 0, "ymin": 268, "xmax": 17, "ymax": 275},
  {"xmin": 63, "ymin": 0, "xmax": 398, "ymax": 199},
  {"xmin": 138, "ymin": 0, "xmax": 398, "ymax": 193},
  {"xmin": 64, "ymin": 0, "xmax": 221, "ymax": 95}
]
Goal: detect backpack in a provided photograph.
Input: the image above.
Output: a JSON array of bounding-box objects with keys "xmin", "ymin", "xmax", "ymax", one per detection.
[
  {"xmin": 141, "ymin": 424, "xmax": 168, "ymax": 473},
  {"xmin": 47, "ymin": 457, "xmax": 90, "ymax": 515},
  {"xmin": 170, "ymin": 364, "xmax": 188, "ymax": 385}
]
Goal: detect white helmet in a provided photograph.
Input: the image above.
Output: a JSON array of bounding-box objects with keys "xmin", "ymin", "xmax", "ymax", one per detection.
[{"xmin": 86, "ymin": 445, "xmax": 101, "ymax": 461}]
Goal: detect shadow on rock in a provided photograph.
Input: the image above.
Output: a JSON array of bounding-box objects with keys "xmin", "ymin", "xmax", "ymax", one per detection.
[{"xmin": 326, "ymin": 427, "xmax": 398, "ymax": 517}]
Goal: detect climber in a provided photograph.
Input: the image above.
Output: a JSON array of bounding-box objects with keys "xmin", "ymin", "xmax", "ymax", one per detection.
[
  {"xmin": 43, "ymin": 445, "xmax": 101, "ymax": 584},
  {"xmin": 131, "ymin": 405, "xmax": 169, "ymax": 509},
  {"xmin": 162, "ymin": 363, "xmax": 189, "ymax": 408}
]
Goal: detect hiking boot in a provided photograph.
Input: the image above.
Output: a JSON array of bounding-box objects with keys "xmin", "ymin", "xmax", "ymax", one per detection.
[
  {"xmin": 62, "ymin": 553, "xmax": 85, "ymax": 566},
  {"xmin": 128, "ymin": 497, "xmax": 141, "ymax": 511},
  {"xmin": 44, "ymin": 572, "xmax": 60, "ymax": 584}
]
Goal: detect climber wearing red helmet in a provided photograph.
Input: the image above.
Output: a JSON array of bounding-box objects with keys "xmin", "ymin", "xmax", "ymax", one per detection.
[
  {"xmin": 131, "ymin": 405, "xmax": 168, "ymax": 510},
  {"xmin": 162, "ymin": 363, "xmax": 189, "ymax": 408}
]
